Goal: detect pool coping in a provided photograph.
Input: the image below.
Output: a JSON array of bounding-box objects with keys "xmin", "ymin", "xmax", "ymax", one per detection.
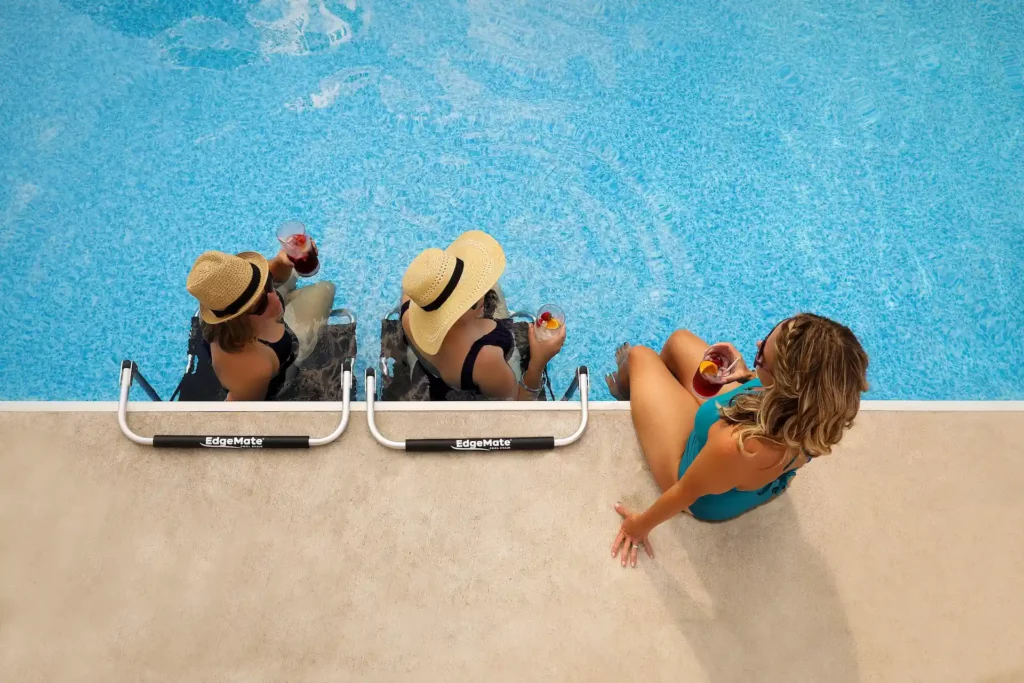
[{"xmin": 1, "ymin": 400, "xmax": 1022, "ymax": 412}]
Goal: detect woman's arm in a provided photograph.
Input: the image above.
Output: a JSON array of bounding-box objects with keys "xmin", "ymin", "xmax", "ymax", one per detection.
[
  {"xmin": 629, "ymin": 426, "xmax": 744, "ymax": 534},
  {"xmin": 516, "ymin": 356, "xmax": 547, "ymax": 400},
  {"xmin": 268, "ymin": 250, "xmax": 294, "ymax": 284},
  {"xmin": 613, "ymin": 426, "xmax": 745, "ymax": 566},
  {"xmin": 515, "ymin": 322, "xmax": 565, "ymax": 400},
  {"xmin": 474, "ymin": 329, "xmax": 559, "ymax": 401}
]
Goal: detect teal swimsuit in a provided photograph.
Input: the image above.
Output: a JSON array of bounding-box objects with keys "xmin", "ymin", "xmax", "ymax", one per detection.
[{"xmin": 680, "ymin": 379, "xmax": 805, "ymax": 521}]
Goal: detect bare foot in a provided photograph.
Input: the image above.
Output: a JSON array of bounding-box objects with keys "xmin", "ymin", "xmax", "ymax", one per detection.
[{"xmin": 604, "ymin": 342, "xmax": 631, "ymax": 400}]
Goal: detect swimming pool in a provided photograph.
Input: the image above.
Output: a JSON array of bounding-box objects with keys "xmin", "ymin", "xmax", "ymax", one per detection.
[{"xmin": 1, "ymin": 0, "xmax": 1021, "ymax": 401}]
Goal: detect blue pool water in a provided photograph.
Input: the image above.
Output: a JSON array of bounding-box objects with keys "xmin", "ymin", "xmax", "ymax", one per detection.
[{"xmin": 1, "ymin": 0, "xmax": 1022, "ymax": 401}]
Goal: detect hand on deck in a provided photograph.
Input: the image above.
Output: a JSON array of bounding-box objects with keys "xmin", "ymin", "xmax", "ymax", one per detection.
[{"xmin": 610, "ymin": 503, "xmax": 654, "ymax": 568}]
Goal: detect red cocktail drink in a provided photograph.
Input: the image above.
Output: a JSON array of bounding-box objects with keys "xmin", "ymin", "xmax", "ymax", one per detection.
[
  {"xmin": 277, "ymin": 221, "xmax": 320, "ymax": 278},
  {"xmin": 692, "ymin": 351, "xmax": 730, "ymax": 399},
  {"xmin": 284, "ymin": 233, "xmax": 320, "ymax": 277}
]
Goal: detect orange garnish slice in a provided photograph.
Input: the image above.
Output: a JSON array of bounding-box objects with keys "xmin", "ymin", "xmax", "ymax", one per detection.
[
  {"xmin": 545, "ymin": 319, "xmax": 561, "ymax": 330},
  {"xmin": 699, "ymin": 360, "xmax": 719, "ymax": 376}
]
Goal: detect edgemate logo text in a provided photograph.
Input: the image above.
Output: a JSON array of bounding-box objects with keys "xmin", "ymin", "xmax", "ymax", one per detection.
[
  {"xmin": 453, "ymin": 438, "xmax": 512, "ymax": 451},
  {"xmin": 201, "ymin": 436, "xmax": 265, "ymax": 449}
]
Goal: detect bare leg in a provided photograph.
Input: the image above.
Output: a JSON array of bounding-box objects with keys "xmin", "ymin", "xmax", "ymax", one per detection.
[
  {"xmin": 607, "ymin": 327, "xmax": 741, "ymax": 401},
  {"xmin": 283, "ymin": 281, "xmax": 336, "ymax": 362},
  {"xmin": 621, "ymin": 345, "xmax": 700, "ymax": 493},
  {"xmin": 659, "ymin": 329, "xmax": 744, "ymax": 397}
]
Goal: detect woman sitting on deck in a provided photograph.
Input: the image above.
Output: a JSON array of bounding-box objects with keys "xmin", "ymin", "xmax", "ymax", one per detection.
[
  {"xmin": 605, "ymin": 314, "xmax": 869, "ymax": 566},
  {"xmin": 400, "ymin": 230, "xmax": 565, "ymax": 400},
  {"xmin": 186, "ymin": 249, "xmax": 335, "ymax": 401}
]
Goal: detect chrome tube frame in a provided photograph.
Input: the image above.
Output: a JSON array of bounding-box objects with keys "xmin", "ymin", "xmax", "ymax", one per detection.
[
  {"xmin": 364, "ymin": 366, "xmax": 590, "ymax": 452},
  {"xmin": 117, "ymin": 360, "xmax": 352, "ymax": 449}
]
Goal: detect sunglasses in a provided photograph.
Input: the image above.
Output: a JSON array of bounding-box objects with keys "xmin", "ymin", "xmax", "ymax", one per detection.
[
  {"xmin": 753, "ymin": 318, "xmax": 787, "ymax": 371},
  {"xmin": 249, "ymin": 277, "xmax": 275, "ymax": 316}
]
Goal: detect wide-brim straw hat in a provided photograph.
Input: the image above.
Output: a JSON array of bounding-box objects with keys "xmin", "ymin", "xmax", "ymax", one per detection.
[
  {"xmin": 403, "ymin": 231, "xmax": 506, "ymax": 355},
  {"xmin": 187, "ymin": 250, "xmax": 270, "ymax": 324}
]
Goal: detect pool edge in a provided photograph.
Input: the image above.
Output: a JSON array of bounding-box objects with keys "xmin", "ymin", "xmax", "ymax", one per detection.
[{"xmin": 1, "ymin": 400, "xmax": 1023, "ymax": 412}]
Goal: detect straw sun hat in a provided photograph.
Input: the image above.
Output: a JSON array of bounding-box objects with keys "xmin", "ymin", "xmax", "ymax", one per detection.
[
  {"xmin": 187, "ymin": 251, "xmax": 270, "ymax": 324},
  {"xmin": 403, "ymin": 231, "xmax": 506, "ymax": 354}
]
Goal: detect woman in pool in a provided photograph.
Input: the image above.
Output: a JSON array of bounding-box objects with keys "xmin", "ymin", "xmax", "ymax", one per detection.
[
  {"xmin": 400, "ymin": 230, "xmax": 565, "ymax": 400},
  {"xmin": 186, "ymin": 249, "xmax": 335, "ymax": 401},
  {"xmin": 605, "ymin": 314, "xmax": 868, "ymax": 566}
]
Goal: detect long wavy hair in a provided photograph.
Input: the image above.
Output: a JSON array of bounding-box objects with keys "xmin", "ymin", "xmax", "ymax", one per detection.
[{"xmin": 720, "ymin": 313, "xmax": 869, "ymax": 458}]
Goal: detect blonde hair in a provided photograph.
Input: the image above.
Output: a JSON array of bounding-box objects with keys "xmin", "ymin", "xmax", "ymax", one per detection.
[
  {"xmin": 720, "ymin": 313, "xmax": 869, "ymax": 458},
  {"xmin": 201, "ymin": 316, "xmax": 256, "ymax": 354}
]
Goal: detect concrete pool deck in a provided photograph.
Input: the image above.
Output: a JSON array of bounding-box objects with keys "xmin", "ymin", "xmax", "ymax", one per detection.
[{"xmin": 1, "ymin": 408, "xmax": 1022, "ymax": 682}]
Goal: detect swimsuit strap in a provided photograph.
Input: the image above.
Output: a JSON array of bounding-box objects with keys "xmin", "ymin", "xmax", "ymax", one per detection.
[
  {"xmin": 257, "ymin": 324, "xmax": 298, "ymax": 399},
  {"xmin": 257, "ymin": 327, "xmax": 296, "ymax": 364},
  {"xmin": 402, "ymin": 300, "xmax": 515, "ymax": 393},
  {"xmin": 460, "ymin": 322, "xmax": 515, "ymax": 391},
  {"xmin": 781, "ymin": 448, "xmax": 816, "ymax": 473}
]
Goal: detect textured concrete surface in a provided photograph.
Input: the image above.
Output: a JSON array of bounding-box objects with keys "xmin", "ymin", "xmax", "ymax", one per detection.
[{"xmin": 1, "ymin": 409, "xmax": 1022, "ymax": 682}]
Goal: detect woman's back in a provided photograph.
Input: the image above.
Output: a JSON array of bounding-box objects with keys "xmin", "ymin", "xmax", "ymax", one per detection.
[
  {"xmin": 399, "ymin": 231, "xmax": 564, "ymax": 401},
  {"xmin": 400, "ymin": 297, "xmax": 514, "ymax": 393},
  {"xmin": 210, "ymin": 319, "xmax": 298, "ymax": 400},
  {"xmin": 683, "ymin": 379, "xmax": 814, "ymax": 521}
]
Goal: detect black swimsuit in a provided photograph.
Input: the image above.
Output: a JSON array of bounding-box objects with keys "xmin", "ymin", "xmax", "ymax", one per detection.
[
  {"xmin": 258, "ymin": 325, "xmax": 298, "ymax": 399},
  {"xmin": 400, "ymin": 300, "xmax": 515, "ymax": 399}
]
